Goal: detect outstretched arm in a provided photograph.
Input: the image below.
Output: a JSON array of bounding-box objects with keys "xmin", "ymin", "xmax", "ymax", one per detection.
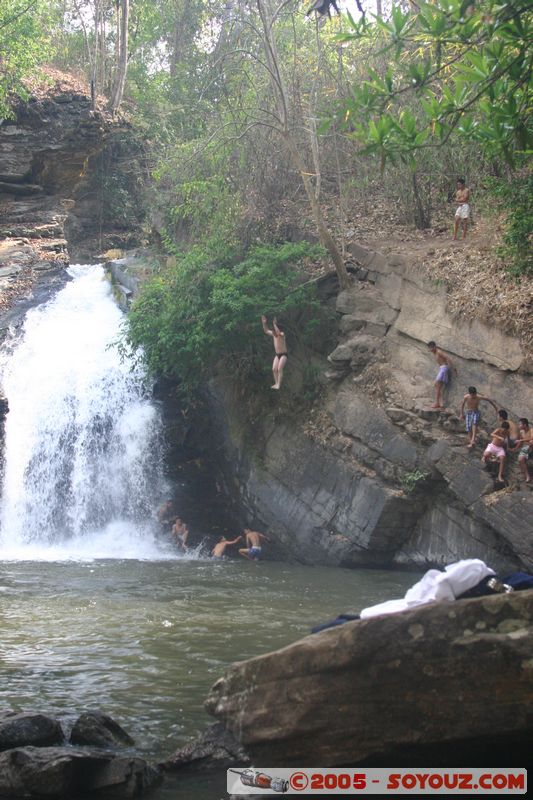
[
  {"xmin": 227, "ymin": 536, "xmax": 242, "ymax": 545},
  {"xmin": 261, "ymin": 315, "xmax": 273, "ymax": 336},
  {"xmin": 272, "ymin": 317, "xmax": 282, "ymax": 336},
  {"xmin": 479, "ymin": 395, "xmax": 499, "ymax": 413}
]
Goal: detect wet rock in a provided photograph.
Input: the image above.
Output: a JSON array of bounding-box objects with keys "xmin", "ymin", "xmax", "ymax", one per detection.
[
  {"xmin": 0, "ymin": 746, "xmax": 161, "ymax": 798},
  {"xmin": 160, "ymin": 722, "xmax": 249, "ymax": 772},
  {"xmin": 70, "ymin": 711, "xmax": 135, "ymax": 748},
  {"xmin": 201, "ymin": 592, "xmax": 533, "ymax": 767},
  {"xmin": 0, "ymin": 712, "xmax": 63, "ymax": 752}
]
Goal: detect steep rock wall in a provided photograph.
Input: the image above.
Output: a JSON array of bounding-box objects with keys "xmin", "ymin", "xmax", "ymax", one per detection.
[{"xmin": 209, "ymin": 243, "xmax": 533, "ymax": 573}]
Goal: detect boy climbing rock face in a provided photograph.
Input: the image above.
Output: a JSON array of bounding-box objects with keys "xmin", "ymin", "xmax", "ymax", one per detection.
[
  {"xmin": 427, "ymin": 341, "xmax": 456, "ymax": 409},
  {"xmin": 460, "ymin": 387, "xmax": 498, "ymax": 449},
  {"xmin": 511, "ymin": 418, "xmax": 533, "ymax": 484}
]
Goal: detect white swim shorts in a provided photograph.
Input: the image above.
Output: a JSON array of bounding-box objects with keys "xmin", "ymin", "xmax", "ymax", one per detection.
[{"xmin": 455, "ymin": 203, "xmax": 470, "ymax": 219}]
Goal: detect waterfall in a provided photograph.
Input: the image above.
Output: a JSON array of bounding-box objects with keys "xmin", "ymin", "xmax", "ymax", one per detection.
[{"xmin": 0, "ymin": 265, "xmax": 174, "ymax": 560}]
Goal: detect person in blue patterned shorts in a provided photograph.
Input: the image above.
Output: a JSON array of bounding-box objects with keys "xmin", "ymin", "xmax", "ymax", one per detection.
[{"xmin": 460, "ymin": 386, "xmax": 498, "ymax": 449}]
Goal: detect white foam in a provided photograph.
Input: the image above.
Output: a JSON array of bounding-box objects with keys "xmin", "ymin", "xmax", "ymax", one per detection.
[{"xmin": 0, "ymin": 264, "xmax": 179, "ymax": 560}]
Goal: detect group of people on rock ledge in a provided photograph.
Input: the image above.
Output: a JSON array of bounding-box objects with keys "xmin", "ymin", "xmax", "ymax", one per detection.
[
  {"xmin": 428, "ymin": 342, "xmax": 532, "ymax": 485},
  {"xmin": 157, "ymin": 500, "xmax": 270, "ymax": 562}
]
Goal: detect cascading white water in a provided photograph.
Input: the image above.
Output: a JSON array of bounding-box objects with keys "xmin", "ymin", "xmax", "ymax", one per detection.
[{"xmin": 0, "ymin": 264, "xmax": 176, "ymax": 560}]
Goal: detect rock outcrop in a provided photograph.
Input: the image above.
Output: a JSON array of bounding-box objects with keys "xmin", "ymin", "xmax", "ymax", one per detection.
[
  {"xmin": 167, "ymin": 590, "xmax": 533, "ymax": 769},
  {"xmin": 0, "ymin": 75, "xmax": 121, "ymax": 346},
  {"xmin": 0, "ymin": 711, "xmax": 160, "ymax": 798},
  {"xmin": 209, "ymin": 241, "xmax": 533, "ymax": 573}
]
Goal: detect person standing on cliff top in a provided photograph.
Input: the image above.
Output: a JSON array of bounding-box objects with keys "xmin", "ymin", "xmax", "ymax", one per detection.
[
  {"xmin": 427, "ymin": 341, "xmax": 456, "ymax": 409},
  {"xmin": 453, "ymin": 178, "xmax": 470, "ymax": 240},
  {"xmin": 262, "ymin": 315, "xmax": 288, "ymax": 390}
]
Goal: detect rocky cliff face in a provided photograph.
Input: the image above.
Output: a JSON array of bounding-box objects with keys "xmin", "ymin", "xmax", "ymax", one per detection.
[
  {"xmin": 0, "ymin": 76, "xmax": 121, "ymax": 345},
  {"xmin": 209, "ymin": 242, "xmax": 533, "ymax": 573}
]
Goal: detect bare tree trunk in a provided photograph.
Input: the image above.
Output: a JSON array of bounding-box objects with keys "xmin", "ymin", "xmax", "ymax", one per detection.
[
  {"xmin": 109, "ymin": 0, "xmax": 129, "ymax": 114},
  {"xmin": 376, "ymin": 0, "xmax": 383, "ymax": 17},
  {"xmin": 255, "ymin": 0, "xmax": 350, "ymax": 290}
]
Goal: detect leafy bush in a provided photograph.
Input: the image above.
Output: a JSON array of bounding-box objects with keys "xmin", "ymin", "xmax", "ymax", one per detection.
[
  {"xmin": 486, "ymin": 174, "xmax": 533, "ymax": 277},
  {"xmin": 402, "ymin": 469, "xmax": 430, "ymax": 495},
  {"xmin": 123, "ymin": 240, "xmax": 329, "ymax": 395},
  {"xmin": 0, "ymin": 1, "xmax": 56, "ymax": 118}
]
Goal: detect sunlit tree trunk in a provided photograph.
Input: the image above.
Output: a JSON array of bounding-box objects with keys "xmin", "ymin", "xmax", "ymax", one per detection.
[
  {"xmin": 255, "ymin": 0, "xmax": 350, "ymax": 290},
  {"xmin": 109, "ymin": 0, "xmax": 129, "ymax": 113}
]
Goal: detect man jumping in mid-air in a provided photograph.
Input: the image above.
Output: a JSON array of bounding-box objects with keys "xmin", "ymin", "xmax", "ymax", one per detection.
[{"xmin": 262, "ymin": 315, "xmax": 288, "ymax": 390}]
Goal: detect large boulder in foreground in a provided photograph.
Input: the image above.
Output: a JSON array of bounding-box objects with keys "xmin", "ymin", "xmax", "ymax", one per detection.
[
  {"xmin": 0, "ymin": 746, "xmax": 161, "ymax": 798},
  {"xmin": 188, "ymin": 591, "xmax": 533, "ymax": 767}
]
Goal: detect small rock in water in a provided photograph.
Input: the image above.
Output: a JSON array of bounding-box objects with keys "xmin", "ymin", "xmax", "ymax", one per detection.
[{"xmin": 70, "ymin": 710, "xmax": 135, "ymax": 748}]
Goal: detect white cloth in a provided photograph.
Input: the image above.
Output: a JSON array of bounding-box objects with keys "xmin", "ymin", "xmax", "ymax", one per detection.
[
  {"xmin": 360, "ymin": 559, "xmax": 495, "ymax": 619},
  {"xmin": 455, "ymin": 203, "xmax": 470, "ymax": 219}
]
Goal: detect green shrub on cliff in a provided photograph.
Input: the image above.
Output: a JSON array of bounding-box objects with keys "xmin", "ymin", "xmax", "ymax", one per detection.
[
  {"xmin": 123, "ymin": 240, "xmax": 330, "ymax": 394},
  {"xmin": 487, "ymin": 174, "xmax": 533, "ymax": 277}
]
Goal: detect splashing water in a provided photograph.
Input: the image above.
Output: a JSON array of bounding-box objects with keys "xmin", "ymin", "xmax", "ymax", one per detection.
[{"xmin": 0, "ymin": 265, "xmax": 176, "ymax": 560}]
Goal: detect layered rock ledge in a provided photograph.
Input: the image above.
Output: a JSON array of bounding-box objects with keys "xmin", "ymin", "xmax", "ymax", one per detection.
[
  {"xmin": 0, "ymin": 710, "xmax": 160, "ymax": 798},
  {"xmin": 208, "ymin": 240, "xmax": 533, "ymax": 573}
]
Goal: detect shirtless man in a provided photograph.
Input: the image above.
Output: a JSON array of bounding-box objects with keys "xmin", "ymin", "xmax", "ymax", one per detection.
[
  {"xmin": 497, "ymin": 409, "xmax": 519, "ymax": 446},
  {"xmin": 262, "ymin": 315, "xmax": 288, "ymax": 390},
  {"xmin": 510, "ymin": 418, "xmax": 532, "ymax": 484},
  {"xmin": 211, "ymin": 535, "xmax": 242, "ymax": 559},
  {"xmin": 453, "ymin": 178, "xmax": 470, "ymax": 240},
  {"xmin": 460, "ymin": 386, "xmax": 498, "ymax": 448},
  {"xmin": 171, "ymin": 518, "xmax": 189, "ymax": 551},
  {"xmin": 427, "ymin": 341, "xmax": 456, "ymax": 409},
  {"xmin": 239, "ymin": 528, "xmax": 270, "ymax": 561},
  {"xmin": 482, "ymin": 421, "xmax": 510, "ymax": 483}
]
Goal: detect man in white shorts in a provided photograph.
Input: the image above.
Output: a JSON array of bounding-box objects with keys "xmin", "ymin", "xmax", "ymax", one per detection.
[{"xmin": 453, "ymin": 177, "xmax": 470, "ymax": 240}]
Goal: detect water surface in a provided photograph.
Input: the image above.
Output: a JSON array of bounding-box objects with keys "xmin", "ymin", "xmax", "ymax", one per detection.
[{"xmin": 0, "ymin": 558, "xmax": 419, "ymax": 798}]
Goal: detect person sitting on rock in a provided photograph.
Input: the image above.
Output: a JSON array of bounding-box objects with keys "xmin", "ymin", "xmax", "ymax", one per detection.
[
  {"xmin": 481, "ymin": 421, "xmax": 510, "ymax": 483},
  {"xmin": 262, "ymin": 315, "xmax": 288, "ymax": 390},
  {"xmin": 427, "ymin": 341, "xmax": 456, "ymax": 409},
  {"xmin": 510, "ymin": 418, "xmax": 532, "ymax": 485},
  {"xmin": 239, "ymin": 528, "xmax": 270, "ymax": 561},
  {"xmin": 460, "ymin": 387, "xmax": 498, "ymax": 449},
  {"xmin": 211, "ymin": 535, "xmax": 242, "ymax": 559}
]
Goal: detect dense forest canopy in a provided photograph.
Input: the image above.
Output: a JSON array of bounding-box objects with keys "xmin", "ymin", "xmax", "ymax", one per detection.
[{"xmin": 1, "ymin": 1, "xmax": 531, "ymax": 385}]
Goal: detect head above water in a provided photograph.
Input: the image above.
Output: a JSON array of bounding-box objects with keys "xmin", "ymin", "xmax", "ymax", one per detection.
[{"xmin": 468, "ymin": 386, "xmax": 477, "ymax": 395}]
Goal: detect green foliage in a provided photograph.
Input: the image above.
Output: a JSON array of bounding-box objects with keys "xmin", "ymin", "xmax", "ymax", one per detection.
[
  {"xmin": 333, "ymin": 1, "xmax": 533, "ymax": 168},
  {"xmin": 123, "ymin": 240, "xmax": 328, "ymax": 395},
  {"xmin": 402, "ymin": 469, "xmax": 430, "ymax": 495},
  {"xmin": 486, "ymin": 174, "xmax": 533, "ymax": 276},
  {"xmin": 0, "ymin": 0, "xmax": 56, "ymax": 118},
  {"xmin": 150, "ymin": 140, "xmax": 240, "ymax": 252}
]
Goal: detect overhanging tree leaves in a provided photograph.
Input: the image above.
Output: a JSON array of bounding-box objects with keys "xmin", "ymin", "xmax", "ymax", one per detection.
[{"xmin": 332, "ymin": 0, "xmax": 533, "ymax": 168}]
